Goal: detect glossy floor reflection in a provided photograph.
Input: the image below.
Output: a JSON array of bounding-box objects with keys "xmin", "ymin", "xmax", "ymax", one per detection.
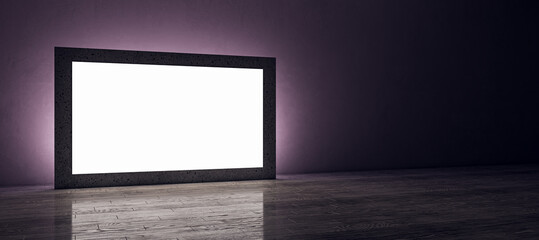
[{"xmin": 1, "ymin": 164, "xmax": 539, "ymax": 239}]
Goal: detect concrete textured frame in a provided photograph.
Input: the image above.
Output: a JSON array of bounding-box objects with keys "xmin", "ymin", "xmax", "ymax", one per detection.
[{"xmin": 55, "ymin": 47, "xmax": 276, "ymax": 189}]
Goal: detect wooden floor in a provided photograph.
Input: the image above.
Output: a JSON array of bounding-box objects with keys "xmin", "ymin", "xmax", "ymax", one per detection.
[{"xmin": 1, "ymin": 164, "xmax": 539, "ymax": 239}]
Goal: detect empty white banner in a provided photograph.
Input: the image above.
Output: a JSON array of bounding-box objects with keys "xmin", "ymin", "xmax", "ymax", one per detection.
[{"xmin": 72, "ymin": 62, "xmax": 263, "ymax": 174}]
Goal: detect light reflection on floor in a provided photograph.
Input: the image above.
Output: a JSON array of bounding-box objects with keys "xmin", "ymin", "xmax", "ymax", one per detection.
[{"xmin": 70, "ymin": 182, "xmax": 264, "ymax": 239}]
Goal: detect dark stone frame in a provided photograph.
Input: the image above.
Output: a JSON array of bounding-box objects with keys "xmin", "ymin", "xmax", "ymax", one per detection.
[{"xmin": 55, "ymin": 47, "xmax": 276, "ymax": 189}]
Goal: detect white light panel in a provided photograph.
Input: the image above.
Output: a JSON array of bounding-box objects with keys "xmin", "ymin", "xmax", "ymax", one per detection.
[{"xmin": 72, "ymin": 62, "xmax": 263, "ymax": 175}]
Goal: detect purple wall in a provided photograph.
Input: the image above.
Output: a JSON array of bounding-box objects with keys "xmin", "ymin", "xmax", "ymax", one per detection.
[{"xmin": 1, "ymin": 0, "xmax": 538, "ymax": 186}]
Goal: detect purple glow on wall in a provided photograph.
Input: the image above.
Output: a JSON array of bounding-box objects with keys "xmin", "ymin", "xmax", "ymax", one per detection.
[
  {"xmin": 0, "ymin": 0, "xmax": 309, "ymax": 186},
  {"xmin": 1, "ymin": 0, "xmax": 538, "ymax": 186}
]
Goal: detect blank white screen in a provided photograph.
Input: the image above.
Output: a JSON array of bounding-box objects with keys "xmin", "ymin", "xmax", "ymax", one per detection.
[{"xmin": 72, "ymin": 62, "xmax": 263, "ymax": 175}]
